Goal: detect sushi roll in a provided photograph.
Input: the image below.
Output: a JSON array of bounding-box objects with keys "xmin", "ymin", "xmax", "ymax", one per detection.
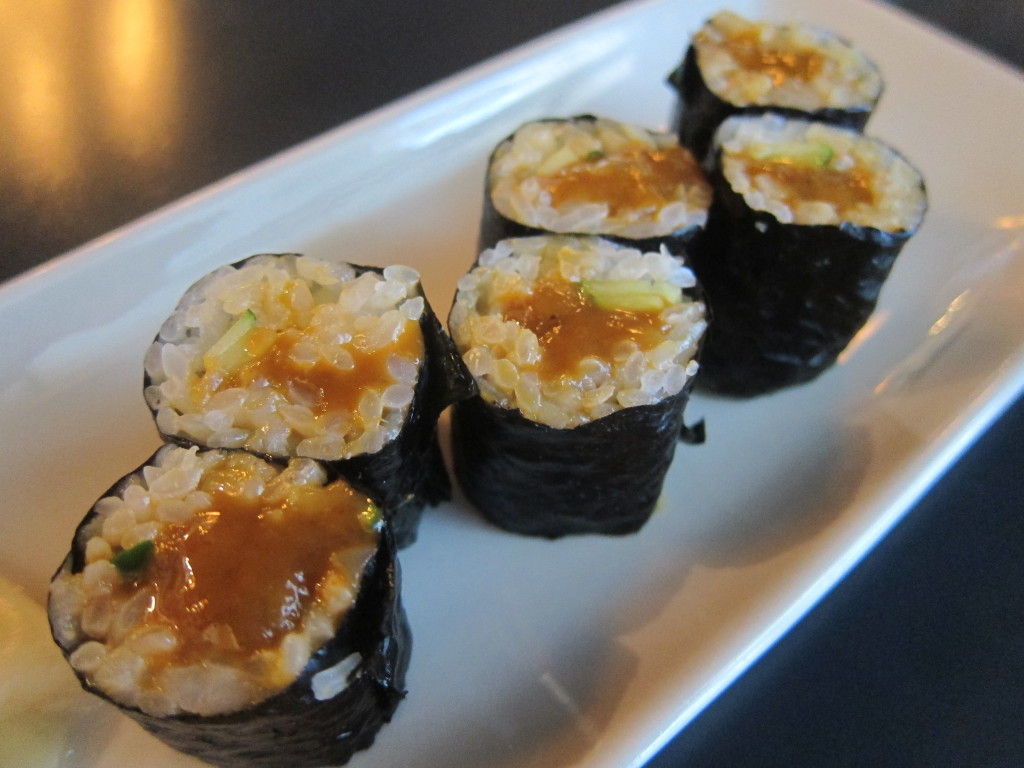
[
  {"xmin": 668, "ymin": 11, "xmax": 883, "ymax": 160},
  {"xmin": 691, "ymin": 113, "xmax": 927, "ymax": 396},
  {"xmin": 448, "ymin": 235, "xmax": 707, "ymax": 537},
  {"xmin": 143, "ymin": 254, "xmax": 476, "ymax": 547},
  {"xmin": 480, "ymin": 116, "xmax": 712, "ymax": 254},
  {"xmin": 48, "ymin": 445, "xmax": 410, "ymax": 767}
]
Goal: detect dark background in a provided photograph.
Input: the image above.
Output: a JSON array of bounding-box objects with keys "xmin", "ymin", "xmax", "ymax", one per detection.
[{"xmin": 0, "ymin": 2, "xmax": 1021, "ymax": 766}]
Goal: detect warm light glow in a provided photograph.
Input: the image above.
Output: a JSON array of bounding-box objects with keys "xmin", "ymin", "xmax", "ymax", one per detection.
[
  {"xmin": 0, "ymin": 0, "xmax": 183, "ymax": 193},
  {"xmin": 101, "ymin": 0, "xmax": 181, "ymax": 159},
  {"xmin": 0, "ymin": 2, "xmax": 82, "ymax": 189},
  {"xmin": 994, "ymin": 214, "xmax": 1024, "ymax": 230}
]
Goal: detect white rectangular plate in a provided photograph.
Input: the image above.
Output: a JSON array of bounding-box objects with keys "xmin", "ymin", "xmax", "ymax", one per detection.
[{"xmin": 3, "ymin": 1, "xmax": 1023, "ymax": 766}]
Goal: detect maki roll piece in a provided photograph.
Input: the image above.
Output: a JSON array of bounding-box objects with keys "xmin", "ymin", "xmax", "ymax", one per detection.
[
  {"xmin": 48, "ymin": 445, "xmax": 410, "ymax": 768},
  {"xmin": 668, "ymin": 11, "xmax": 883, "ymax": 160},
  {"xmin": 448, "ymin": 235, "xmax": 707, "ymax": 538},
  {"xmin": 480, "ymin": 115, "xmax": 712, "ymax": 254},
  {"xmin": 691, "ymin": 114, "xmax": 927, "ymax": 396},
  {"xmin": 144, "ymin": 254, "xmax": 476, "ymax": 547}
]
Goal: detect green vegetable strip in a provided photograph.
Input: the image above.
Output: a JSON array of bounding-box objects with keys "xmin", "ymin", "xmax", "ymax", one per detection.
[{"xmin": 111, "ymin": 539, "xmax": 155, "ymax": 573}]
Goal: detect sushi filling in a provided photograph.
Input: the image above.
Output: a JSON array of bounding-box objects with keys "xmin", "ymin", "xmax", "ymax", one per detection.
[
  {"xmin": 488, "ymin": 118, "xmax": 711, "ymax": 238},
  {"xmin": 49, "ymin": 446, "xmax": 382, "ymax": 717},
  {"xmin": 449, "ymin": 236, "xmax": 706, "ymax": 428},
  {"xmin": 144, "ymin": 255, "xmax": 426, "ymax": 461},
  {"xmin": 692, "ymin": 11, "xmax": 882, "ymax": 110},
  {"xmin": 716, "ymin": 114, "xmax": 926, "ymax": 230}
]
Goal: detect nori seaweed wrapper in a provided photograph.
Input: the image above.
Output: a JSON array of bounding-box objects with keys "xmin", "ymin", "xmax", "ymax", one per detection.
[
  {"xmin": 314, "ymin": 264, "xmax": 476, "ymax": 547},
  {"xmin": 49, "ymin": 448, "xmax": 411, "ymax": 768},
  {"xmin": 478, "ymin": 115, "xmax": 707, "ymax": 256},
  {"xmin": 451, "ymin": 383, "xmax": 701, "ymax": 539},
  {"xmin": 667, "ymin": 45, "xmax": 879, "ymax": 162},
  {"xmin": 687, "ymin": 147, "xmax": 925, "ymax": 397},
  {"xmin": 146, "ymin": 256, "xmax": 477, "ymax": 548}
]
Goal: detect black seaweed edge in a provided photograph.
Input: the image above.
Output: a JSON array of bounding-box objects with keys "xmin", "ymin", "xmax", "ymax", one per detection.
[
  {"xmin": 143, "ymin": 255, "xmax": 477, "ymax": 548},
  {"xmin": 477, "ymin": 115, "xmax": 708, "ymax": 256},
  {"xmin": 450, "ymin": 383, "xmax": 698, "ymax": 538},
  {"xmin": 667, "ymin": 40, "xmax": 882, "ymax": 162},
  {"xmin": 687, "ymin": 132, "xmax": 927, "ymax": 397},
  {"xmin": 48, "ymin": 444, "xmax": 411, "ymax": 768}
]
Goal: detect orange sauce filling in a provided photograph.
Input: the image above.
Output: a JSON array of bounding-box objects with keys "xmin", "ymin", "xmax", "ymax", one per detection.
[
  {"xmin": 124, "ymin": 460, "xmax": 378, "ymax": 669},
  {"xmin": 721, "ymin": 29, "xmax": 825, "ymax": 85},
  {"xmin": 198, "ymin": 318, "xmax": 423, "ymax": 423},
  {"xmin": 540, "ymin": 144, "xmax": 706, "ymax": 217},
  {"xmin": 500, "ymin": 279, "xmax": 666, "ymax": 382},
  {"xmin": 744, "ymin": 158, "xmax": 875, "ymax": 213}
]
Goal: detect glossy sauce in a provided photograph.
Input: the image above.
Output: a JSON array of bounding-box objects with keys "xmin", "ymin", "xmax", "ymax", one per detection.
[
  {"xmin": 722, "ymin": 29, "xmax": 825, "ymax": 85},
  {"xmin": 541, "ymin": 144, "xmax": 706, "ymax": 217},
  {"xmin": 501, "ymin": 279, "xmax": 666, "ymax": 381},
  {"xmin": 127, "ymin": 460, "xmax": 378, "ymax": 668},
  {"xmin": 217, "ymin": 321, "xmax": 423, "ymax": 419},
  {"xmin": 744, "ymin": 158, "xmax": 875, "ymax": 213}
]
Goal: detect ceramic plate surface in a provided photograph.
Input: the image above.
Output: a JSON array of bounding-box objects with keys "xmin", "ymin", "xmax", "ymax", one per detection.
[{"xmin": 2, "ymin": 0, "xmax": 1023, "ymax": 766}]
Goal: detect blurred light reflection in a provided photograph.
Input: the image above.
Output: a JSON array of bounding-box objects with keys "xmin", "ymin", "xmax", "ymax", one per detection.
[
  {"xmin": 102, "ymin": 0, "xmax": 181, "ymax": 159},
  {"xmin": 994, "ymin": 215, "xmax": 1024, "ymax": 230},
  {"xmin": 836, "ymin": 310, "xmax": 887, "ymax": 366},
  {"xmin": 928, "ymin": 292, "xmax": 969, "ymax": 336},
  {"xmin": 0, "ymin": 0, "xmax": 182, "ymax": 193},
  {"xmin": 0, "ymin": 2, "xmax": 81, "ymax": 189}
]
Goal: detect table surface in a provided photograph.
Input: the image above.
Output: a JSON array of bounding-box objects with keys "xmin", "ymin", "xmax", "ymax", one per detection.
[{"xmin": 1, "ymin": 1, "xmax": 1021, "ymax": 766}]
